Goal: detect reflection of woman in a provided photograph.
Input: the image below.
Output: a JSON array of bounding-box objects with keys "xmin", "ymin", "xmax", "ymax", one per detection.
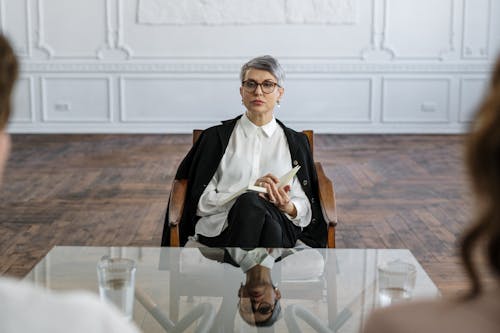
[
  {"xmin": 162, "ymin": 55, "xmax": 327, "ymax": 248},
  {"xmin": 363, "ymin": 57, "xmax": 500, "ymax": 333},
  {"xmin": 196, "ymin": 247, "xmax": 284, "ymax": 328},
  {"xmin": 229, "ymin": 248, "xmax": 282, "ymax": 327}
]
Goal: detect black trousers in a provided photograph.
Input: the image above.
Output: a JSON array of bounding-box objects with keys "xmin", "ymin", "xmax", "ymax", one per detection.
[{"xmin": 198, "ymin": 192, "xmax": 301, "ymax": 248}]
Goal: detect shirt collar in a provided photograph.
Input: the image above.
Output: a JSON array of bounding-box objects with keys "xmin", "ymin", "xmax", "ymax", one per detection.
[
  {"xmin": 229, "ymin": 248, "xmax": 275, "ymax": 272},
  {"xmin": 241, "ymin": 113, "xmax": 278, "ymax": 138}
]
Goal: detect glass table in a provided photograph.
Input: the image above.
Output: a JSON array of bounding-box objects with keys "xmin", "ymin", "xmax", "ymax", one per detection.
[{"xmin": 25, "ymin": 246, "xmax": 439, "ymax": 332}]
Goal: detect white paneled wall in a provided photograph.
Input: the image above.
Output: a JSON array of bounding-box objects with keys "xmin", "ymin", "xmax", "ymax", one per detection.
[{"xmin": 2, "ymin": 0, "xmax": 500, "ymax": 133}]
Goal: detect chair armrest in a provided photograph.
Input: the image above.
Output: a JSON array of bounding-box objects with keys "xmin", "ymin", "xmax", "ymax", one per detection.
[
  {"xmin": 168, "ymin": 179, "xmax": 188, "ymax": 247},
  {"xmin": 168, "ymin": 179, "xmax": 188, "ymax": 226},
  {"xmin": 315, "ymin": 162, "xmax": 337, "ymax": 226}
]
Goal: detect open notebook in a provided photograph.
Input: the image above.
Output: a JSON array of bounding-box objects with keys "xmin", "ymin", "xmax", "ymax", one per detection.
[{"xmin": 219, "ymin": 165, "xmax": 301, "ymax": 206}]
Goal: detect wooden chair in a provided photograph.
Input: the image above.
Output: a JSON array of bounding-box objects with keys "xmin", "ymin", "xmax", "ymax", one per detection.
[{"xmin": 166, "ymin": 129, "xmax": 338, "ymax": 248}]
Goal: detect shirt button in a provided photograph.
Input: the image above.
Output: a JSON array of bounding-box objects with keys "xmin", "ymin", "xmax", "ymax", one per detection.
[
  {"xmin": 302, "ymin": 180, "xmax": 308, "ymax": 186},
  {"xmin": 311, "ymin": 218, "xmax": 317, "ymax": 224},
  {"xmin": 311, "ymin": 197, "xmax": 315, "ymax": 203},
  {"xmin": 293, "ymin": 160, "xmax": 298, "ymax": 166}
]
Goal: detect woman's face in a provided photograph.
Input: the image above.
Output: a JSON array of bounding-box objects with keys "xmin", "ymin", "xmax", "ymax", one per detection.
[
  {"xmin": 240, "ymin": 68, "xmax": 284, "ymax": 121},
  {"xmin": 238, "ymin": 282, "xmax": 280, "ymax": 325}
]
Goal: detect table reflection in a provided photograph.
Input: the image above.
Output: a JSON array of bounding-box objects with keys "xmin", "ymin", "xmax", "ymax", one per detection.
[
  {"xmin": 167, "ymin": 246, "xmax": 335, "ymax": 332},
  {"xmin": 25, "ymin": 246, "xmax": 439, "ymax": 332}
]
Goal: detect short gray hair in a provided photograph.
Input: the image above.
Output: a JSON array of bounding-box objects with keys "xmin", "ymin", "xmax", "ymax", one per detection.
[{"xmin": 240, "ymin": 55, "xmax": 285, "ymax": 86}]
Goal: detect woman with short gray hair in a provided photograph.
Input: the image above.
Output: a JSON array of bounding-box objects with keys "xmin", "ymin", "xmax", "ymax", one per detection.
[{"xmin": 162, "ymin": 55, "xmax": 327, "ymax": 249}]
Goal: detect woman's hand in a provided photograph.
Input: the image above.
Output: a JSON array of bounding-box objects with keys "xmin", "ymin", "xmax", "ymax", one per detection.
[
  {"xmin": 256, "ymin": 174, "xmax": 297, "ymax": 218},
  {"xmin": 255, "ymin": 173, "xmax": 279, "ymax": 189}
]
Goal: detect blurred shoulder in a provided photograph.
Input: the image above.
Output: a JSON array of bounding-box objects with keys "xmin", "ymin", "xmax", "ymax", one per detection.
[
  {"xmin": 0, "ymin": 277, "xmax": 141, "ymax": 333},
  {"xmin": 364, "ymin": 293, "xmax": 500, "ymax": 333}
]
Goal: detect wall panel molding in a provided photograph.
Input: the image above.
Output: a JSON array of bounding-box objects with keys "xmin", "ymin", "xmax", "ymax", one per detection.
[
  {"xmin": 22, "ymin": 62, "xmax": 491, "ymax": 74},
  {"xmin": 41, "ymin": 76, "xmax": 113, "ymax": 122},
  {"xmin": 137, "ymin": 0, "xmax": 358, "ymax": 25},
  {"xmin": 461, "ymin": 0, "xmax": 492, "ymax": 59},
  {"xmin": 381, "ymin": 77, "xmax": 451, "ymax": 123},
  {"xmin": 7, "ymin": 122, "xmax": 470, "ymax": 134},
  {"xmin": 361, "ymin": 0, "xmax": 394, "ymax": 60},
  {"xmin": 36, "ymin": 0, "xmax": 108, "ymax": 59},
  {"xmin": 283, "ymin": 77, "xmax": 373, "ymax": 123},
  {"xmin": 97, "ymin": 0, "xmax": 130, "ymax": 59},
  {"xmin": 12, "ymin": 76, "xmax": 34, "ymax": 122},
  {"xmin": 119, "ymin": 75, "xmax": 240, "ymax": 122},
  {"xmin": 120, "ymin": 0, "xmax": 375, "ymax": 60},
  {"xmin": 115, "ymin": 0, "xmax": 131, "ymax": 58},
  {"xmin": 2, "ymin": 0, "xmax": 498, "ymax": 133},
  {"xmin": 34, "ymin": 0, "xmax": 53, "ymax": 58},
  {"xmin": 1, "ymin": 0, "xmax": 32, "ymax": 57},
  {"xmin": 459, "ymin": 77, "xmax": 488, "ymax": 123},
  {"xmin": 382, "ymin": 0, "xmax": 458, "ymax": 60}
]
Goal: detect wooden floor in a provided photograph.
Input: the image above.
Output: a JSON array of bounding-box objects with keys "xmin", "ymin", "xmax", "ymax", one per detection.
[{"xmin": 0, "ymin": 134, "xmax": 472, "ymax": 296}]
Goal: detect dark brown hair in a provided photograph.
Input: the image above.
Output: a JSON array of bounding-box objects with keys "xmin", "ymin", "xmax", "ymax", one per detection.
[
  {"xmin": 0, "ymin": 34, "xmax": 18, "ymax": 130},
  {"xmin": 461, "ymin": 56, "xmax": 500, "ymax": 297}
]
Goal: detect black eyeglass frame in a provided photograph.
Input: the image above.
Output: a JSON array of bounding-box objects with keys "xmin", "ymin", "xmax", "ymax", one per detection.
[
  {"xmin": 238, "ymin": 298, "xmax": 278, "ymax": 315},
  {"xmin": 241, "ymin": 80, "xmax": 281, "ymax": 94}
]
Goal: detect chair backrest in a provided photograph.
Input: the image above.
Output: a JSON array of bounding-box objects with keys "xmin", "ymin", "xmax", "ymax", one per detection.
[
  {"xmin": 193, "ymin": 129, "xmax": 314, "ymax": 155},
  {"xmin": 193, "ymin": 129, "xmax": 202, "ymax": 145},
  {"xmin": 302, "ymin": 130, "xmax": 313, "ymax": 156}
]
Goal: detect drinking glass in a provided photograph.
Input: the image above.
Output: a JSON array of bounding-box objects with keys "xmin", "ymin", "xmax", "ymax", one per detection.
[
  {"xmin": 377, "ymin": 259, "xmax": 416, "ymax": 307},
  {"xmin": 97, "ymin": 256, "xmax": 136, "ymax": 320}
]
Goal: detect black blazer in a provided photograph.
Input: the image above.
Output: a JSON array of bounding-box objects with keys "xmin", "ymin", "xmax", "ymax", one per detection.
[{"xmin": 161, "ymin": 116, "xmax": 327, "ymax": 247}]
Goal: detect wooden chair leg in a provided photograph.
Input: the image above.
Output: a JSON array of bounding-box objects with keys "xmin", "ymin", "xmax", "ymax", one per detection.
[
  {"xmin": 170, "ymin": 225, "xmax": 180, "ymax": 247},
  {"xmin": 328, "ymin": 224, "xmax": 336, "ymax": 248}
]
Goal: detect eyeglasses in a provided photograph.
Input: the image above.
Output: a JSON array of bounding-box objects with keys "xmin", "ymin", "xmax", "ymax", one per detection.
[
  {"xmin": 238, "ymin": 298, "xmax": 277, "ymax": 315},
  {"xmin": 241, "ymin": 80, "xmax": 281, "ymax": 94}
]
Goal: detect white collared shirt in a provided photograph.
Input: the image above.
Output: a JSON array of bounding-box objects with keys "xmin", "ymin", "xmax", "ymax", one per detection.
[
  {"xmin": 225, "ymin": 248, "xmax": 276, "ymax": 272},
  {"xmin": 195, "ymin": 113, "xmax": 311, "ymax": 237}
]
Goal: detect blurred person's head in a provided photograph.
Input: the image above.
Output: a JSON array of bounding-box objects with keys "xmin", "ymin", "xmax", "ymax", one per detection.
[
  {"xmin": 0, "ymin": 34, "xmax": 18, "ymax": 185},
  {"xmin": 461, "ymin": 55, "xmax": 500, "ymax": 297}
]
